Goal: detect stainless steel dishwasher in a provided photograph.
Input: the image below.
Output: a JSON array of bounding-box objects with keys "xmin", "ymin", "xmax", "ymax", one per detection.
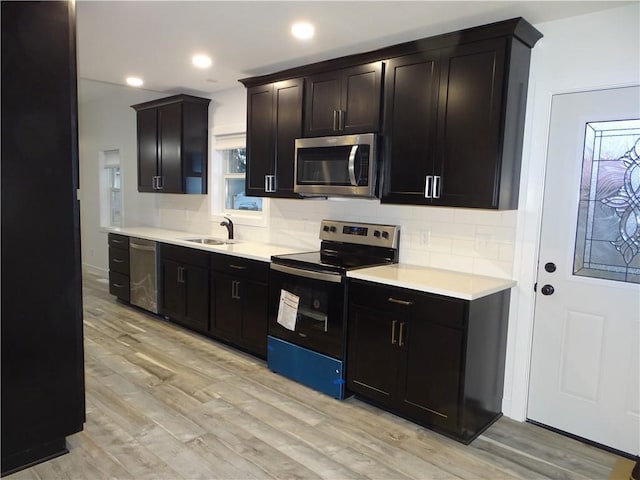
[{"xmin": 129, "ymin": 237, "xmax": 158, "ymax": 313}]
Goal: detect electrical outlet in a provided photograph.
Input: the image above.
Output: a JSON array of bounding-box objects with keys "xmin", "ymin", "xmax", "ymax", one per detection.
[{"xmin": 475, "ymin": 234, "xmax": 491, "ymax": 252}]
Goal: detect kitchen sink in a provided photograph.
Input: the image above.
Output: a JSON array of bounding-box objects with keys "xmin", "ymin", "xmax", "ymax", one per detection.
[{"xmin": 184, "ymin": 238, "xmax": 235, "ymax": 246}]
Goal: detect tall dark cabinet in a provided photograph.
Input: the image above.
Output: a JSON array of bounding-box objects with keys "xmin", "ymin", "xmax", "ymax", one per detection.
[
  {"xmin": 245, "ymin": 79, "xmax": 303, "ymax": 198},
  {"xmin": 1, "ymin": 1, "xmax": 85, "ymax": 475},
  {"xmin": 131, "ymin": 95, "xmax": 210, "ymax": 194}
]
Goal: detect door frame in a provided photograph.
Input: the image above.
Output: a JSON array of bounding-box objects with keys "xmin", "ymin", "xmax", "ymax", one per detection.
[{"xmin": 505, "ymin": 80, "xmax": 640, "ymax": 423}]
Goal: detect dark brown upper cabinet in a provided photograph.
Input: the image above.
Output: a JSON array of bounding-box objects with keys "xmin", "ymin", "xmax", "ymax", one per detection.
[
  {"xmin": 245, "ymin": 79, "xmax": 303, "ymax": 198},
  {"xmin": 381, "ymin": 52, "xmax": 441, "ymax": 205},
  {"xmin": 240, "ymin": 18, "xmax": 542, "ymax": 209},
  {"xmin": 304, "ymin": 62, "xmax": 383, "ymax": 137},
  {"xmin": 382, "ymin": 35, "xmax": 537, "ymax": 209},
  {"xmin": 131, "ymin": 95, "xmax": 210, "ymax": 194}
]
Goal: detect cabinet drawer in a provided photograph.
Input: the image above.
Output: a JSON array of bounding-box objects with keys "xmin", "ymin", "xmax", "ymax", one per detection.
[
  {"xmin": 211, "ymin": 254, "xmax": 268, "ymax": 282},
  {"xmin": 160, "ymin": 243, "xmax": 210, "ymax": 267},
  {"xmin": 109, "ymin": 246, "xmax": 130, "ymax": 274},
  {"xmin": 108, "ymin": 233, "xmax": 129, "ymax": 250},
  {"xmin": 350, "ymin": 280, "xmax": 466, "ymax": 329},
  {"xmin": 109, "ymin": 271, "xmax": 130, "ymax": 301}
]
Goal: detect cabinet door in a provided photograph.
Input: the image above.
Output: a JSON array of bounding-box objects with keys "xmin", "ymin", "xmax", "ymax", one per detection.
[
  {"xmin": 381, "ymin": 53, "xmax": 440, "ymax": 205},
  {"xmin": 434, "ymin": 38, "xmax": 507, "ymax": 208},
  {"xmin": 304, "ymin": 71, "xmax": 342, "ymax": 136},
  {"xmin": 160, "ymin": 258, "xmax": 184, "ymax": 320},
  {"xmin": 273, "ymin": 79, "xmax": 303, "ymax": 197},
  {"xmin": 158, "ymin": 102, "xmax": 183, "ymax": 194},
  {"xmin": 137, "ymin": 108, "xmax": 158, "ymax": 192},
  {"xmin": 246, "ymin": 84, "xmax": 274, "ymax": 197},
  {"xmin": 341, "ymin": 62, "xmax": 383, "ymax": 134},
  {"xmin": 399, "ymin": 319, "xmax": 464, "ymax": 432},
  {"xmin": 211, "ymin": 272, "xmax": 241, "ymax": 341},
  {"xmin": 183, "ymin": 264, "xmax": 209, "ymax": 332},
  {"xmin": 346, "ymin": 304, "xmax": 400, "ymax": 406},
  {"xmin": 239, "ymin": 280, "xmax": 269, "ymax": 357}
]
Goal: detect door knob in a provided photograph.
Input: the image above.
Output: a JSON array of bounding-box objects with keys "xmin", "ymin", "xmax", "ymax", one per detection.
[
  {"xmin": 541, "ymin": 284, "xmax": 555, "ymax": 296},
  {"xmin": 544, "ymin": 262, "xmax": 557, "ymax": 273}
]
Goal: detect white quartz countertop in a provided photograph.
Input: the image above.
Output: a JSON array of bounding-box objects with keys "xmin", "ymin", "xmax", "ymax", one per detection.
[
  {"xmin": 107, "ymin": 227, "xmax": 303, "ymax": 262},
  {"xmin": 347, "ymin": 264, "xmax": 516, "ymax": 300},
  {"xmin": 108, "ymin": 227, "xmax": 515, "ymax": 299}
]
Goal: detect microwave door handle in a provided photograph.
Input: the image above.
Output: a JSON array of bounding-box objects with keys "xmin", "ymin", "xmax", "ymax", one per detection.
[{"xmin": 348, "ymin": 145, "xmax": 359, "ymax": 186}]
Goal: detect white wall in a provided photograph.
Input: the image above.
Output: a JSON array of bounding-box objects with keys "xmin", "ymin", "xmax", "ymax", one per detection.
[
  {"xmin": 78, "ymin": 81, "xmax": 165, "ymax": 275},
  {"xmin": 504, "ymin": 3, "xmax": 640, "ymax": 419},
  {"xmin": 77, "ymin": 3, "xmax": 639, "ymax": 420}
]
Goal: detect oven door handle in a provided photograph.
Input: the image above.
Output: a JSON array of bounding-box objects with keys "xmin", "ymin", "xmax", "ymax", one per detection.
[{"xmin": 270, "ymin": 263, "xmax": 343, "ymax": 283}]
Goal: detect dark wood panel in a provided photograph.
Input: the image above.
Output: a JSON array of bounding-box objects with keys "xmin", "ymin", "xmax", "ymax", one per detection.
[
  {"xmin": 109, "ymin": 271, "xmax": 130, "ymax": 302},
  {"xmin": 108, "ymin": 246, "xmax": 130, "ymax": 275},
  {"xmin": 273, "ymin": 79, "xmax": 303, "ymax": 197},
  {"xmin": 158, "ymin": 103, "xmax": 183, "ymax": 193},
  {"xmin": 136, "ymin": 108, "xmax": 158, "ymax": 192},
  {"xmin": 1, "ymin": 1, "xmax": 85, "ymax": 474},
  {"xmin": 346, "ymin": 304, "xmax": 399, "ymax": 405},
  {"xmin": 341, "ymin": 62, "xmax": 383, "ymax": 134},
  {"xmin": 245, "ymin": 84, "xmax": 274, "ymax": 196},
  {"xmin": 381, "ymin": 53, "xmax": 439, "ymax": 204},
  {"xmin": 435, "ymin": 39, "xmax": 506, "ymax": 208}
]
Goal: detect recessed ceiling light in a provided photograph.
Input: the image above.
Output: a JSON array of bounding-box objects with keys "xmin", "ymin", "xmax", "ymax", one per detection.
[
  {"xmin": 126, "ymin": 76, "xmax": 143, "ymax": 87},
  {"xmin": 192, "ymin": 54, "xmax": 212, "ymax": 69},
  {"xmin": 291, "ymin": 22, "xmax": 314, "ymax": 40}
]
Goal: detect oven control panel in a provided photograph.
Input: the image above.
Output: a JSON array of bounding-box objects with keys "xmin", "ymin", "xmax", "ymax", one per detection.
[{"xmin": 319, "ymin": 220, "xmax": 399, "ymax": 248}]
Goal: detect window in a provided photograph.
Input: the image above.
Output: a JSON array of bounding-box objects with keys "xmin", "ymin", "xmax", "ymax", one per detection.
[
  {"xmin": 99, "ymin": 149, "xmax": 122, "ymax": 228},
  {"xmin": 212, "ymin": 133, "xmax": 268, "ymax": 226},
  {"xmin": 221, "ymin": 147, "xmax": 262, "ymax": 212},
  {"xmin": 574, "ymin": 119, "xmax": 640, "ymax": 284}
]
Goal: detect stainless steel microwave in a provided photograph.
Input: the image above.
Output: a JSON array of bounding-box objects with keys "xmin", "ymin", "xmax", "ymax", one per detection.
[{"xmin": 294, "ymin": 133, "xmax": 377, "ymax": 198}]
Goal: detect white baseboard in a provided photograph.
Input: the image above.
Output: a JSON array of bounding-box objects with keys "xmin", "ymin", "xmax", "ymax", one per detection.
[{"xmin": 83, "ymin": 263, "xmax": 108, "ymax": 278}]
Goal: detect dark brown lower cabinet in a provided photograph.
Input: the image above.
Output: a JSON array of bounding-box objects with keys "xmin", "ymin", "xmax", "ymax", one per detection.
[
  {"xmin": 159, "ymin": 244, "xmax": 209, "ymax": 333},
  {"xmin": 210, "ymin": 255, "xmax": 269, "ymax": 357},
  {"xmin": 347, "ymin": 279, "xmax": 510, "ymax": 443}
]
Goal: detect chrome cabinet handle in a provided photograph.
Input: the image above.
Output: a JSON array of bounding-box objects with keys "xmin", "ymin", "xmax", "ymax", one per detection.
[
  {"xmin": 177, "ymin": 266, "xmax": 185, "ymax": 283},
  {"xmin": 229, "ymin": 264, "xmax": 247, "ymax": 270},
  {"xmin": 265, "ymin": 174, "xmax": 276, "ymax": 193},
  {"xmin": 433, "ymin": 175, "xmax": 441, "ymax": 199},
  {"xmin": 112, "ymin": 283, "xmax": 125, "ymax": 288},
  {"xmin": 112, "ymin": 239, "xmax": 124, "ymax": 244},
  {"xmin": 157, "ymin": 175, "xmax": 163, "ymax": 190},
  {"xmin": 112, "ymin": 258, "xmax": 124, "ymax": 263},
  {"xmin": 333, "ymin": 110, "xmax": 339, "ymax": 131},
  {"xmin": 399, "ymin": 322, "xmax": 405, "ymax": 347},
  {"xmin": 348, "ymin": 145, "xmax": 359, "ymax": 186},
  {"xmin": 387, "ymin": 297, "xmax": 414, "ymax": 306},
  {"xmin": 339, "ymin": 110, "xmax": 345, "ymax": 130},
  {"xmin": 391, "ymin": 319, "xmax": 397, "ymax": 345},
  {"xmin": 231, "ymin": 280, "xmax": 241, "ymax": 299},
  {"xmin": 424, "ymin": 175, "xmax": 433, "ymax": 198}
]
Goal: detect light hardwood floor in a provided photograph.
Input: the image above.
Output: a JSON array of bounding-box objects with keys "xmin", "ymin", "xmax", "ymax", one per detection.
[{"xmin": 7, "ymin": 273, "xmax": 624, "ymax": 479}]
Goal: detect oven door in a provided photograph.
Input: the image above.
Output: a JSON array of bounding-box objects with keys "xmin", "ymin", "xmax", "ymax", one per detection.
[{"xmin": 268, "ymin": 263, "xmax": 346, "ymax": 360}]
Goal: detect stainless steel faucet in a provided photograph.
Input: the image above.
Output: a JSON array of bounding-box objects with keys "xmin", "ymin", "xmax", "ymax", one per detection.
[{"xmin": 220, "ymin": 216, "xmax": 234, "ymax": 240}]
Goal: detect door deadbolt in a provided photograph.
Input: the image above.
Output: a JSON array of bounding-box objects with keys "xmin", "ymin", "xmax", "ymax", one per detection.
[
  {"xmin": 541, "ymin": 284, "xmax": 555, "ymax": 296},
  {"xmin": 544, "ymin": 262, "xmax": 557, "ymax": 273}
]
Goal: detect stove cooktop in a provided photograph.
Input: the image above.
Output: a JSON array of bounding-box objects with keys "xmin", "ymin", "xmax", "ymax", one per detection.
[{"xmin": 271, "ymin": 220, "xmax": 401, "ymax": 275}]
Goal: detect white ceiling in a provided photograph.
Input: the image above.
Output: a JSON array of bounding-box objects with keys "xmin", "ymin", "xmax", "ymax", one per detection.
[{"xmin": 76, "ymin": 1, "xmax": 631, "ymax": 96}]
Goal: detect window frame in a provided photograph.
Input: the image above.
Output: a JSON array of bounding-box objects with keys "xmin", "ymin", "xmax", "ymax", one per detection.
[
  {"xmin": 210, "ymin": 132, "xmax": 269, "ymax": 227},
  {"xmin": 99, "ymin": 149, "xmax": 123, "ymax": 228}
]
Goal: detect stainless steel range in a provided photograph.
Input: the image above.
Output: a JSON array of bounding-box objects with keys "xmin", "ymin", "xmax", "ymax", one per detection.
[{"xmin": 267, "ymin": 219, "xmax": 400, "ymax": 399}]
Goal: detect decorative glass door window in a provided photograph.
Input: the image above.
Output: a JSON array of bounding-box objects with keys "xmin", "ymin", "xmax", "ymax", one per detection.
[{"xmin": 574, "ymin": 119, "xmax": 640, "ymax": 284}]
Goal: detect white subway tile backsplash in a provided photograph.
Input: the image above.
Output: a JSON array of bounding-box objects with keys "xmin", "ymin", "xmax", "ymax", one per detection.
[{"xmin": 148, "ymin": 191, "xmax": 515, "ymax": 278}]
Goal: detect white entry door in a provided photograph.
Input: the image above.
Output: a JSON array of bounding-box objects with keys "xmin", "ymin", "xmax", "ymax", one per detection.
[{"xmin": 528, "ymin": 86, "xmax": 640, "ymax": 456}]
